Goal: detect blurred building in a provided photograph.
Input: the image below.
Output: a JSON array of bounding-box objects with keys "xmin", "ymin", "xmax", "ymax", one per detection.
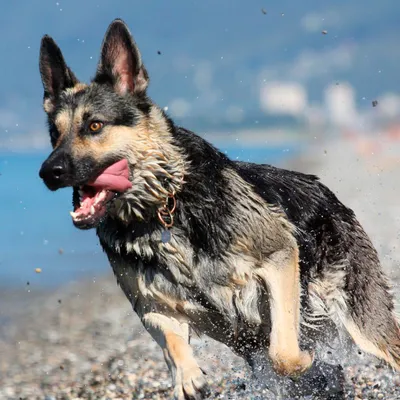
[
  {"xmin": 324, "ymin": 82, "xmax": 357, "ymax": 128},
  {"xmin": 260, "ymin": 82, "xmax": 307, "ymax": 117}
]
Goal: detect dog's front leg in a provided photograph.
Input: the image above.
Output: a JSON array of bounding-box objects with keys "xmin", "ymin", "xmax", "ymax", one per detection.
[
  {"xmin": 260, "ymin": 247, "xmax": 313, "ymax": 377},
  {"xmin": 142, "ymin": 312, "xmax": 210, "ymax": 400}
]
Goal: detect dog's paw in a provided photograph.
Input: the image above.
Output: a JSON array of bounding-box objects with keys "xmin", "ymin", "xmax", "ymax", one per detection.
[
  {"xmin": 270, "ymin": 350, "xmax": 314, "ymax": 378},
  {"xmin": 173, "ymin": 366, "xmax": 210, "ymax": 400}
]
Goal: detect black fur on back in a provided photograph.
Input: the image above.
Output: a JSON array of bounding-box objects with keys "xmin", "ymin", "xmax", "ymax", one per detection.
[
  {"xmin": 171, "ymin": 126, "xmax": 356, "ymax": 287},
  {"xmin": 234, "ymin": 161, "xmax": 356, "ymax": 280},
  {"xmin": 171, "ymin": 127, "xmax": 235, "ymax": 258}
]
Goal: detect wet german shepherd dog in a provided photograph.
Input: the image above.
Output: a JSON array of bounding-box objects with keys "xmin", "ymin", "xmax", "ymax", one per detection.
[{"xmin": 39, "ymin": 19, "xmax": 400, "ymax": 399}]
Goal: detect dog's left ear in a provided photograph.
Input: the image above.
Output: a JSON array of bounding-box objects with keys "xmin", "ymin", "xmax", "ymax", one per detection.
[
  {"xmin": 39, "ymin": 35, "xmax": 79, "ymax": 112},
  {"xmin": 95, "ymin": 19, "xmax": 149, "ymax": 96}
]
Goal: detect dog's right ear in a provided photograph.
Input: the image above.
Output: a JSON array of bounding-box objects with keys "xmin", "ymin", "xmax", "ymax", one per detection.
[
  {"xmin": 39, "ymin": 35, "xmax": 79, "ymax": 113},
  {"xmin": 94, "ymin": 19, "xmax": 149, "ymax": 96}
]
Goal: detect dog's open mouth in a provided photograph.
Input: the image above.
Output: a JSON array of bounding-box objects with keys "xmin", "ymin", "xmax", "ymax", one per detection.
[{"xmin": 70, "ymin": 159, "xmax": 132, "ymax": 228}]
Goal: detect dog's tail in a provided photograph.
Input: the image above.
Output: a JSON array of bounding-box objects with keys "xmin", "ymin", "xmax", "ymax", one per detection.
[{"xmin": 340, "ymin": 224, "xmax": 400, "ymax": 370}]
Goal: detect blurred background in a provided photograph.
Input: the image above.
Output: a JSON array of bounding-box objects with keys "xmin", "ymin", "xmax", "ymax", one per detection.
[
  {"xmin": 0, "ymin": 1, "xmax": 400, "ymax": 293},
  {"xmin": 2, "ymin": 2, "xmax": 400, "ymax": 398}
]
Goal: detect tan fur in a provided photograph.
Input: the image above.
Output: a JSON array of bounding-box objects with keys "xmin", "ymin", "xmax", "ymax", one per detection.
[
  {"xmin": 65, "ymin": 82, "xmax": 88, "ymax": 95},
  {"xmin": 73, "ymin": 105, "xmax": 174, "ymax": 157},
  {"xmin": 220, "ymin": 169, "xmax": 313, "ymax": 375},
  {"xmin": 110, "ymin": 256, "xmax": 208, "ymax": 399},
  {"xmin": 105, "ymin": 107, "xmax": 186, "ymax": 222},
  {"xmin": 54, "ymin": 109, "xmax": 71, "ymax": 146},
  {"xmin": 307, "ymin": 268, "xmax": 400, "ymax": 371},
  {"xmin": 307, "ymin": 267, "xmax": 348, "ymax": 323},
  {"xmin": 43, "ymin": 98, "xmax": 54, "ymax": 113},
  {"xmin": 53, "ymin": 104, "xmax": 94, "ymax": 148},
  {"xmin": 343, "ymin": 318, "xmax": 400, "ymax": 370},
  {"xmin": 255, "ymin": 247, "xmax": 313, "ymax": 376},
  {"xmin": 142, "ymin": 313, "xmax": 208, "ymax": 400},
  {"xmin": 221, "ymin": 168, "xmax": 295, "ymax": 246},
  {"xmin": 43, "ymin": 83, "xmax": 87, "ymax": 115}
]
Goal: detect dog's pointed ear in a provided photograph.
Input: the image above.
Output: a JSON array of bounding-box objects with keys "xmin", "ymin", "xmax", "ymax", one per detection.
[
  {"xmin": 95, "ymin": 19, "xmax": 149, "ymax": 95},
  {"xmin": 39, "ymin": 35, "xmax": 79, "ymax": 112}
]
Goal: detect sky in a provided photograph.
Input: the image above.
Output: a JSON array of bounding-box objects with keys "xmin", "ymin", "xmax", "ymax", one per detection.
[{"xmin": 0, "ymin": 0, "xmax": 399, "ymax": 151}]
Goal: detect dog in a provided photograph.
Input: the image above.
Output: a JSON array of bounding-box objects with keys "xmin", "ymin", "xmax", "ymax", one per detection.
[{"xmin": 38, "ymin": 18, "xmax": 400, "ymax": 399}]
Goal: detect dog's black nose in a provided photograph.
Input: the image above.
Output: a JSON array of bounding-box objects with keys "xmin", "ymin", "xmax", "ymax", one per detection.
[
  {"xmin": 39, "ymin": 162, "xmax": 66, "ymax": 180},
  {"xmin": 51, "ymin": 165, "xmax": 65, "ymax": 178},
  {"xmin": 39, "ymin": 151, "xmax": 71, "ymax": 190}
]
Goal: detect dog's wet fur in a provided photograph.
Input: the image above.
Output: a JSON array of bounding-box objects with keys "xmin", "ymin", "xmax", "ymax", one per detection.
[{"xmin": 39, "ymin": 19, "xmax": 400, "ymax": 399}]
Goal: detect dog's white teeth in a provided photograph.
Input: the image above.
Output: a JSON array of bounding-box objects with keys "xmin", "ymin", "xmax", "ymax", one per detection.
[
  {"xmin": 90, "ymin": 206, "xmax": 95, "ymax": 215},
  {"xmin": 70, "ymin": 211, "xmax": 77, "ymax": 218},
  {"xmin": 94, "ymin": 190, "xmax": 106, "ymax": 205}
]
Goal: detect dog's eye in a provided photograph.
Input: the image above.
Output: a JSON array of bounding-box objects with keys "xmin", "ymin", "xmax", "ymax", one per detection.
[{"xmin": 89, "ymin": 121, "xmax": 104, "ymax": 132}]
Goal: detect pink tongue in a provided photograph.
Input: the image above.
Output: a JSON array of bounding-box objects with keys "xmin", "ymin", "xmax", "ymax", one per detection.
[{"xmin": 89, "ymin": 159, "xmax": 132, "ymax": 192}]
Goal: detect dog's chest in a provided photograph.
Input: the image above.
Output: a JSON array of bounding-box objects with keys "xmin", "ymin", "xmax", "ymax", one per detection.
[
  {"xmin": 99, "ymin": 223, "xmax": 270, "ymax": 343},
  {"xmin": 108, "ymin": 245, "xmax": 268, "ymax": 348},
  {"xmin": 99, "ymin": 226, "xmax": 198, "ymax": 305}
]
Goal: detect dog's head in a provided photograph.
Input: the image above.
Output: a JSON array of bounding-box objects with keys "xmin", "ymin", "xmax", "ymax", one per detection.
[{"xmin": 38, "ymin": 19, "xmax": 185, "ymax": 230}]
